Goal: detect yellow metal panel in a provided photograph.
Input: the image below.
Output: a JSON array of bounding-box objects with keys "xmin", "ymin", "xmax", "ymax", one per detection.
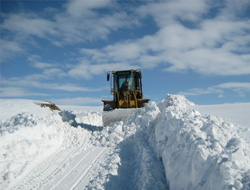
[
  {"xmin": 118, "ymin": 100, "xmax": 137, "ymax": 108},
  {"xmin": 130, "ymin": 100, "xmax": 136, "ymax": 107}
]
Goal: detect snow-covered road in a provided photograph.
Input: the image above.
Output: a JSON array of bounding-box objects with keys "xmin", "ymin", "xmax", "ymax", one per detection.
[
  {"xmin": 14, "ymin": 145, "xmax": 107, "ymax": 190},
  {"xmin": 1, "ymin": 95, "xmax": 250, "ymax": 190}
]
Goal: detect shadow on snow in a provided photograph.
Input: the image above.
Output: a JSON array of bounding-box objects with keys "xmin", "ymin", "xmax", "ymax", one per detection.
[{"xmin": 59, "ymin": 110, "xmax": 103, "ymax": 132}]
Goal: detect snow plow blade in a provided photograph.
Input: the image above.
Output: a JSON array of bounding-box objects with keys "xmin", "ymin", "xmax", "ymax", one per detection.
[{"xmin": 102, "ymin": 108, "xmax": 138, "ymax": 127}]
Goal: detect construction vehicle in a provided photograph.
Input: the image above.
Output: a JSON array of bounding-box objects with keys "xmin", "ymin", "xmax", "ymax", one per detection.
[{"xmin": 102, "ymin": 69, "xmax": 150, "ymax": 126}]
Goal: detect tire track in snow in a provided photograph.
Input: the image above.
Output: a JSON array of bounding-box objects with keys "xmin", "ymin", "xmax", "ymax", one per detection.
[
  {"xmin": 43, "ymin": 146, "xmax": 106, "ymax": 190},
  {"xmin": 12, "ymin": 142, "xmax": 89, "ymax": 190},
  {"xmin": 70, "ymin": 147, "xmax": 106, "ymax": 190},
  {"xmin": 48, "ymin": 146, "xmax": 106, "ymax": 190},
  {"xmin": 12, "ymin": 145, "xmax": 107, "ymax": 190},
  {"xmin": 49, "ymin": 147, "xmax": 93, "ymax": 190}
]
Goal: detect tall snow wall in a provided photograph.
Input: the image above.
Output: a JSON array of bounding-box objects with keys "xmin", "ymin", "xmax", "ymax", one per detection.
[{"xmin": 155, "ymin": 95, "xmax": 250, "ymax": 190}]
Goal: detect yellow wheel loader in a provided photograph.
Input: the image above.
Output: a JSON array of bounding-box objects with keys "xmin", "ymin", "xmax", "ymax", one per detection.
[{"xmin": 102, "ymin": 69, "xmax": 150, "ymax": 126}]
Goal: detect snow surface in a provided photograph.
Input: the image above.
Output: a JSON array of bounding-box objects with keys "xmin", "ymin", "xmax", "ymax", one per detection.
[
  {"xmin": 0, "ymin": 96, "xmax": 250, "ymax": 190},
  {"xmin": 156, "ymin": 95, "xmax": 250, "ymax": 190},
  {"xmin": 191, "ymin": 103, "xmax": 250, "ymax": 144}
]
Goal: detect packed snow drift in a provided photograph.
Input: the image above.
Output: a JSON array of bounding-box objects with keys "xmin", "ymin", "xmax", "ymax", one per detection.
[
  {"xmin": 0, "ymin": 95, "xmax": 249, "ymax": 190},
  {"xmin": 156, "ymin": 95, "xmax": 250, "ymax": 190}
]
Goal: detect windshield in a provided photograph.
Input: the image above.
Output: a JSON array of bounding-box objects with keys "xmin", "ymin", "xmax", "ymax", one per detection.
[{"xmin": 115, "ymin": 71, "xmax": 135, "ymax": 91}]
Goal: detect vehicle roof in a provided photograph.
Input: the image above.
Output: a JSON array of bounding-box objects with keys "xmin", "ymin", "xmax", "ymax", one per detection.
[{"xmin": 112, "ymin": 69, "xmax": 141, "ymax": 74}]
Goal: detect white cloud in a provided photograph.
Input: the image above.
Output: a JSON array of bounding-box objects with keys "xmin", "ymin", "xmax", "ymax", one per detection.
[
  {"xmin": 1, "ymin": 77, "xmax": 105, "ymax": 92},
  {"xmin": 137, "ymin": 0, "xmax": 209, "ymax": 27},
  {"xmin": 217, "ymin": 82, "xmax": 250, "ymax": 97},
  {"xmin": 104, "ymin": 42, "xmax": 145, "ymax": 61},
  {"xmin": 1, "ymin": 0, "xmax": 250, "ymax": 78},
  {"xmin": 92, "ymin": 0, "xmax": 249, "ymax": 76},
  {"xmin": 221, "ymin": 0, "xmax": 250, "ymax": 18},
  {"xmin": 2, "ymin": 13, "xmax": 57, "ymax": 38},
  {"xmin": 51, "ymin": 83, "xmax": 108, "ymax": 92},
  {"xmin": 164, "ymin": 48, "xmax": 250, "ymax": 75},
  {"xmin": 52, "ymin": 96, "xmax": 102, "ymax": 106},
  {"xmin": 43, "ymin": 68, "xmax": 68, "ymax": 78},
  {"xmin": 65, "ymin": 0, "xmax": 112, "ymax": 18},
  {"xmin": 53, "ymin": 9, "xmax": 138, "ymax": 45},
  {"xmin": 217, "ymin": 82, "xmax": 250, "ymax": 89},
  {"xmin": 1, "ymin": 0, "xmax": 137, "ymax": 51},
  {"xmin": 179, "ymin": 82, "xmax": 250, "ymax": 97},
  {"xmin": 32, "ymin": 62, "xmax": 54, "ymax": 69},
  {"xmin": 21, "ymin": 66, "xmax": 67, "ymax": 80},
  {"xmin": 27, "ymin": 55, "xmax": 68, "ymax": 78},
  {"xmin": 28, "ymin": 55, "xmax": 55, "ymax": 69},
  {"xmin": 88, "ymin": 17, "xmax": 250, "ymax": 76},
  {"xmin": 68, "ymin": 60, "xmax": 139, "ymax": 79},
  {"xmin": 0, "ymin": 87, "xmax": 48, "ymax": 97},
  {"xmin": 0, "ymin": 39, "xmax": 23, "ymax": 62}
]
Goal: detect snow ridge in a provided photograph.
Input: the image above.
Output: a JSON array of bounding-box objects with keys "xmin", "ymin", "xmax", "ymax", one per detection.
[
  {"xmin": 155, "ymin": 95, "xmax": 250, "ymax": 190},
  {"xmin": 0, "ymin": 109, "xmax": 90, "ymax": 189}
]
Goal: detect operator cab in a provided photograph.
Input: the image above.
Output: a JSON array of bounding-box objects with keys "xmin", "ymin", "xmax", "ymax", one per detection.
[{"xmin": 107, "ymin": 70, "xmax": 143, "ymax": 99}]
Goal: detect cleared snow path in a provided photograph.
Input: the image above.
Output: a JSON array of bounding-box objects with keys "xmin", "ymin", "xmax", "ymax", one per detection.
[
  {"xmin": 48, "ymin": 146, "xmax": 106, "ymax": 190},
  {"xmin": 13, "ymin": 145, "xmax": 107, "ymax": 190},
  {"xmin": 87, "ymin": 103, "xmax": 168, "ymax": 190},
  {"xmin": 102, "ymin": 134, "xmax": 167, "ymax": 190}
]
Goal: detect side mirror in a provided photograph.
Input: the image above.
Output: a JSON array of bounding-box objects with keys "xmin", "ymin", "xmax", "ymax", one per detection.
[{"xmin": 107, "ymin": 73, "xmax": 110, "ymax": 81}]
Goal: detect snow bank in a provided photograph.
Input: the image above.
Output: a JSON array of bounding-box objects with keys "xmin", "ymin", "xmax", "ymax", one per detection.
[
  {"xmin": 0, "ymin": 100, "xmax": 91, "ymax": 189},
  {"xmin": 155, "ymin": 95, "xmax": 250, "ymax": 190},
  {"xmin": 0, "ymin": 99, "xmax": 54, "ymax": 121},
  {"xmin": 73, "ymin": 110, "xmax": 102, "ymax": 127},
  {"xmin": 192, "ymin": 103, "xmax": 250, "ymax": 144}
]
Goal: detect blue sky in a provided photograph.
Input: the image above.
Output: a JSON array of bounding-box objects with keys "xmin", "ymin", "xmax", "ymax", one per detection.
[{"xmin": 1, "ymin": 0, "xmax": 250, "ymax": 106}]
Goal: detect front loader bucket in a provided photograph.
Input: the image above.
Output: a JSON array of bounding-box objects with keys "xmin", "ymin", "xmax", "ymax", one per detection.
[{"xmin": 102, "ymin": 108, "xmax": 139, "ymax": 127}]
